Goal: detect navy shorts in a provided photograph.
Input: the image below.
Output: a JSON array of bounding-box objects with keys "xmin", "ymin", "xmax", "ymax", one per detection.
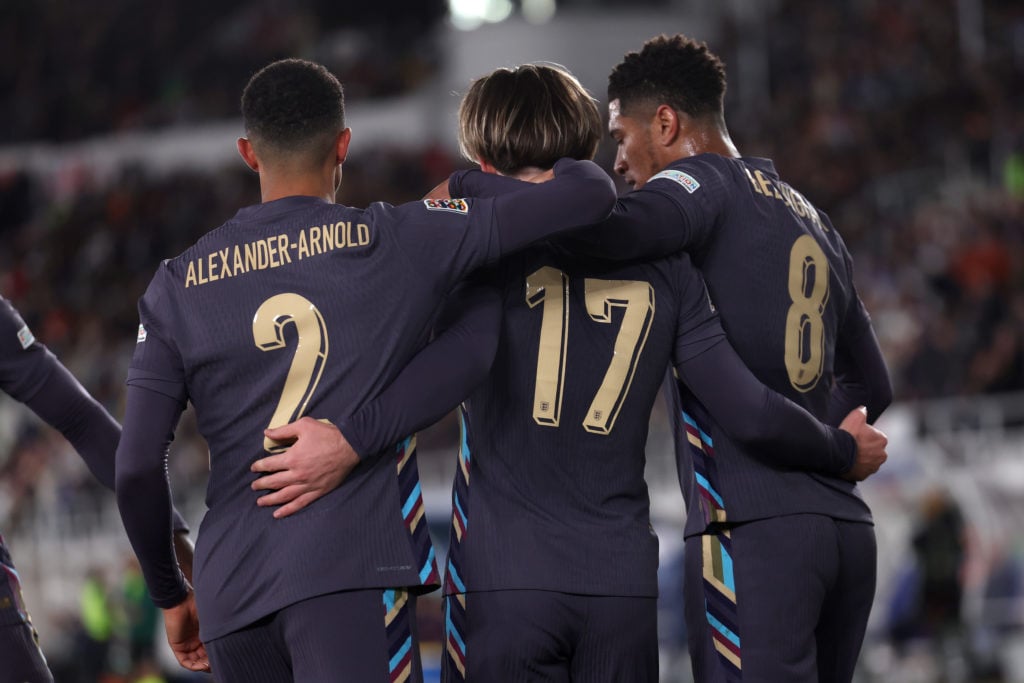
[
  {"xmin": 0, "ymin": 621, "xmax": 53, "ymax": 683},
  {"xmin": 685, "ymin": 514, "xmax": 876, "ymax": 683},
  {"xmin": 442, "ymin": 589, "xmax": 657, "ymax": 683},
  {"xmin": 205, "ymin": 588, "xmax": 422, "ymax": 683}
]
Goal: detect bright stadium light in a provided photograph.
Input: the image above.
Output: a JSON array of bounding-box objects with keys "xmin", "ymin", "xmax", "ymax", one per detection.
[
  {"xmin": 522, "ymin": 0, "xmax": 556, "ymax": 24},
  {"xmin": 483, "ymin": 0, "xmax": 513, "ymax": 23},
  {"xmin": 449, "ymin": 0, "xmax": 513, "ymax": 31}
]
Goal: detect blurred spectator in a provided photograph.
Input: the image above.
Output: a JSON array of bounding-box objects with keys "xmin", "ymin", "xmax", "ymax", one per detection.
[
  {"xmin": 913, "ymin": 489, "xmax": 967, "ymax": 639},
  {"xmin": 76, "ymin": 568, "xmax": 115, "ymax": 683},
  {"xmin": 119, "ymin": 555, "xmax": 159, "ymax": 673},
  {"xmin": 0, "ymin": 0, "xmax": 445, "ymax": 143}
]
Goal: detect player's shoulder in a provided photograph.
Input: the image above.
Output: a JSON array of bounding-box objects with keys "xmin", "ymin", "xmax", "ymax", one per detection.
[
  {"xmin": 643, "ymin": 153, "xmax": 742, "ymax": 205},
  {"xmin": 374, "ymin": 196, "xmax": 477, "ymax": 226}
]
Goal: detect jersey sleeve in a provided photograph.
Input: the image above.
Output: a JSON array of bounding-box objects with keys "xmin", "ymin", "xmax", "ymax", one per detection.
[
  {"xmin": 0, "ymin": 297, "xmax": 120, "ymax": 490},
  {"xmin": 0, "ymin": 296, "xmax": 57, "ymax": 401},
  {"xmin": 127, "ymin": 267, "xmax": 187, "ymax": 404},
  {"xmin": 338, "ymin": 274, "xmax": 502, "ymax": 458},
  {"xmin": 560, "ymin": 156, "xmax": 730, "ymax": 262},
  {"xmin": 826, "ymin": 252, "xmax": 893, "ymax": 426},
  {"xmin": 669, "ymin": 258, "xmax": 856, "ymax": 476},
  {"xmin": 116, "ymin": 268, "xmax": 191, "ymax": 607},
  {"xmin": 395, "ymin": 158, "xmax": 615, "ymax": 290},
  {"xmin": 116, "ymin": 384, "xmax": 190, "ymax": 608}
]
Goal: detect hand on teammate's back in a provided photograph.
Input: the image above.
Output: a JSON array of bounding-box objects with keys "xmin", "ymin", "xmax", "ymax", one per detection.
[
  {"xmin": 250, "ymin": 416, "xmax": 361, "ymax": 518},
  {"xmin": 839, "ymin": 406, "xmax": 888, "ymax": 482}
]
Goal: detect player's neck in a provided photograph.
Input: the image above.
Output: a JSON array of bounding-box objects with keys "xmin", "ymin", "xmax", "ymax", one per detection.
[
  {"xmin": 506, "ymin": 166, "xmax": 550, "ymax": 182},
  {"xmin": 672, "ymin": 120, "xmax": 741, "ymax": 161},
  {"xmin": 259, "ymin": 172, "xmax": 337, "ymax": 204}
]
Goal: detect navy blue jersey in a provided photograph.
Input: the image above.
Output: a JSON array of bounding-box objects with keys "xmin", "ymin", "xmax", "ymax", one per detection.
[
  {"xmin": 445, "ymin": 246, "xmax": 720, "ymax": 597},
  {"xmin": 323, "ymin": 169, "xmax": 857, "ymax": 602},
  {"xmin": 559, "ymin": 154, "xmax": 891, "ymax": 536},
  {"xmin": 117, "ymin": 160, "xmax": 617, "ymax": 641}
]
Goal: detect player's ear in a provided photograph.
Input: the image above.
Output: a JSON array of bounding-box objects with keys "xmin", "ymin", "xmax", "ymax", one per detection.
[
  {"xmin": 653, "ymin": 104, "xmax": 681, "ymax": 147},
  {"xmin": 237, "ymin": 137, "xmax": 260, "ymax": 172},
  {"xmin": 477, "ymin": 158, "xmax": 499, "ymax": 175},
  {"xmin": 335, "ymin": 128, "xmax": 352, "ymax": 165}
]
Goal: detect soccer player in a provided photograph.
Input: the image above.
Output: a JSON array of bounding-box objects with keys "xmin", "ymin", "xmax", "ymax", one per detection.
[
  {"xmin": 255, "ymin": 63, "xmax": 887, "ymax": 682},
  {"xmin": 555, "ymin": 35, "xmax": 892, "ymax": 683},
  {"xmin": 0, "ymin": 296, "xmax": 192, "ymax": 683},
  {"xmin": 113, "ymin": 58, "xmax": 617, "ymax": 683}
]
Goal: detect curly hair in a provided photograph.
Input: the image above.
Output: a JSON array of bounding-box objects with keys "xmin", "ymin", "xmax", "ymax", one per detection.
[
  {"xmin": 608, "ymin": 34, "xmax": 727, "ymax": 120},
  {"xmin": 458, "ymin": 63, "xmax": 602, "ymax": 175},
  {"xmin": 241, "ymin": 58, "xmax": 345, "ymax": 162}
]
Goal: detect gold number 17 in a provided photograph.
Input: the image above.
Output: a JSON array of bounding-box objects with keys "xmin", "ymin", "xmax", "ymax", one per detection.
[{"xmin": 525, "ymin": 267, "xmax": 655, "ymax": 436}]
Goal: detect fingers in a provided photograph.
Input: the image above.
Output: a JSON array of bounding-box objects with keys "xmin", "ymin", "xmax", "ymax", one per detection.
[
  {"xmin": 256, "ymin": 484, "xmax": 305, "ymax": 508},
  {"xmin": 176, "ymin": 649, "xmax": 211, "ymax": 672},
  {"xmin": 273, "ymin": 491, "xmax": 321, "ymax": 519},
  {"xmin": 264, "ymin": 421, "xmax": 303, "ymax": 442},
  {"xmin": 251, "ymin": 453, "xmax": 288, "ymax": 474},
  {"xmin": 172, "ymin": 637, "xmax": 210, "ymax": 672},
  {"xmin": 251, "ymin": 470, "xmax": 295, "ymax": 492}
]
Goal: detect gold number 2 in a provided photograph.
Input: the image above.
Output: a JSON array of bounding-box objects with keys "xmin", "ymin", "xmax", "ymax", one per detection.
[
  {"xmin": 784, "ymin": 235, "xmax": 829, "ymax": 392},
  {"xmin": 525, "ymin": 268, "xmax": 655, "ymax": 435},
  {"xmin": 252, "ymin": 293, "xmax": 329, "ymax": 452}
]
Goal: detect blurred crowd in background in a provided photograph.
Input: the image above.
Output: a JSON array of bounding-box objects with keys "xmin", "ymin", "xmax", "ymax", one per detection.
[{"xmin": 0, "ymin": 0, "xmax": 1023, "ymax": 681}]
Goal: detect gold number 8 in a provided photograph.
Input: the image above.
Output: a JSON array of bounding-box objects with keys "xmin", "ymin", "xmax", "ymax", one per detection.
[{"xmin": 784, "ymin": 235, "xmax": 829, "ymax": 392}]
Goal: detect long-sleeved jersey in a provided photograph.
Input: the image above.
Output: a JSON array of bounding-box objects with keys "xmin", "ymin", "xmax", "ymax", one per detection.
[{"xmin": 115, "ymin": 159, "xmax": 617, "ymax": 641}]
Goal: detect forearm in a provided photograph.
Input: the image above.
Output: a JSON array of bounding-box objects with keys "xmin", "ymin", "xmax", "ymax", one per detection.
[
  {"xmin": 677, "ymin": 338, "xmax": 855, "ymax": 476},
  {"xmin": 115, "ymin": 385, "xmax": 189, "ymax": 608},
  {"xmin": 829, "ymin": 308, "xmax": 893, "ymax": 425},
  {"xmin": 25, "ymin": 360, "xmax": 120, "ymax": 489},
  {"xmin": 456, "ymin": 159, "xmax": 616, "ymax": 254},
  {"xmin": 340, "ymin": 283, "xmax": 501, "ymax": 457}
]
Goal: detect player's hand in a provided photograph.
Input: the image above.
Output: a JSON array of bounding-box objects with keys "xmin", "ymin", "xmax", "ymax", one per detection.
[
  {"xmin": 163, "ymin": 591, "xmax": 210, "ymax": 673},
  {"xmin": 250, "ymin": 417, "xmax": 360, "ymax": 518},
  {"xmin": 839, "ymin": 406, "xmax": 888, "ymax": 482}
]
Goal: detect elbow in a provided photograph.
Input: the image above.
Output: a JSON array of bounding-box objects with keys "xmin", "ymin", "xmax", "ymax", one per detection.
[
  {"xmin": 465, "ymin": 342, "xmax": 498, "ymax": 389},
  {"xmin": 721, "ymin": 404, "xmax": 766, "ymax": 446},
  {"xmin": 868, "ymin": 381, "xmax": 894, "ymax": 423},
  {"xmin": 588, "ymin": 180, "xmax": 618, "ymax": 223},
  {"xmin": 114, "ymin": 452, "xmax": 156, "ymax": 502},
  {"xmin": 571, "ymin": 175, "xmax": 617, "ymax": 226}
]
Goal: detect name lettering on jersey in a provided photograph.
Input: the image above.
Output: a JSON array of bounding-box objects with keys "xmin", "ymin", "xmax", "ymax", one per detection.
[
  {"xmin": 16, "ymin": 324, "xmax": 34, "ymax": 350},
  {"xmin": 742, "ymin": 167, "xmax": 826, "ymax": 232},
  {"xmin": 650, "ymin": 169, "xmax": 701, "ymax": 193},
  {"xmin": 183, "ymin": 222, "xmax": 371, "ymax": 288},
  {"xmin": 423, "ymin": 198, "xmax": 469, "ymax": 214}
]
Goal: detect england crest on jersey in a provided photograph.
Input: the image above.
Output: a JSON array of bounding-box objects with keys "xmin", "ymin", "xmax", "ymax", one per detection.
[{"xmin": 137, "ymin": 324, "xmax": 148, "ymax": 343}]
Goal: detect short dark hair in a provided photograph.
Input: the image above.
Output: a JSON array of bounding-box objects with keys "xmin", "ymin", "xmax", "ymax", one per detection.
[
  {"xmin": 458, "ymin": 63, "xmax": 602, "ymax": 175},
  {"xmin": 608, "ymin": 34, "xmax": 727, "ymax": 121},
  {"xmin": 241, "ymin": 58, "xmax": 345, "ymax": 163}
]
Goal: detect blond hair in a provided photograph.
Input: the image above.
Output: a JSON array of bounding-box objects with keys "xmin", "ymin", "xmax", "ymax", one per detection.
[{"xmin": 458, "ymin": 63, "xmax": 602, "ymax": 174}]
